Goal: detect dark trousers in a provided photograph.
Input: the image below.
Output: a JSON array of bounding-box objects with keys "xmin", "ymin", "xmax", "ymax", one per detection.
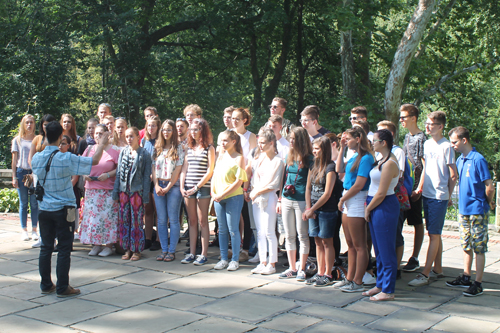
[{"xmin": 39, "ymin": 209, "xmax": 74, "ymax": 294}]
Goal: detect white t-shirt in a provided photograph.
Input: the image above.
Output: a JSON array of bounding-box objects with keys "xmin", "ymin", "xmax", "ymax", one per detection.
[
  {"xmin": 422, "ymin": 137, "xmax": 455, "ymax": 200},
  {"xmin": 367, "ymin": 131, "xmax": 374, "ymax": 143},
  {"xmin": 276, "ymin": 137, "xmax": 290, "ymax": 161}
]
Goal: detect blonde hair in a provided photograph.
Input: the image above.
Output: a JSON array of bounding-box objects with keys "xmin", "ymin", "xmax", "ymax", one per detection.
[
  {"xmin": 183, "ymin": 104, "xmax": 203, "ymax": 117},
  {"xmin": 144, "ymin": 116, "xmax": 161, "ymax": 141},
  {"xmin": 113, "ymin": 118, "xmax": 128, "ymax": 146},
  {"xmin": 17, "ymin": 114, "xmax": 35, "ymax": 140}
]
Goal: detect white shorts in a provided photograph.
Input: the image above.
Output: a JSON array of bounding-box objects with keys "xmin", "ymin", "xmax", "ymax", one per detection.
[{"xmin": 342, "ymin": 190, "xmax": 368, "ymax": 218}]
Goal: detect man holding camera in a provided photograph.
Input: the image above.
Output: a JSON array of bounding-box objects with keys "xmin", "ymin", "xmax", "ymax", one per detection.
[{"xmin": 31, "ymin": 121, "xmax": 109, "ymax": 297}]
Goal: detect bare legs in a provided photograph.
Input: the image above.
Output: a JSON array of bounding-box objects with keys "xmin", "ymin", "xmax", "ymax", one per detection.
[{"xmin": 342, "ymin": 214, "xmax": 367, "ymax": 285}]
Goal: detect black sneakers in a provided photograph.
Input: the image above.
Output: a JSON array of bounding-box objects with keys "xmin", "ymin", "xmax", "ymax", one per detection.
[
  {"xmin": 463, "ymin": 283, "xmax": 483, "ymax": 297},
  {"xmin": 445, "ymin": 274, "xmax": 472, "ymax": 288},
  {"xmin": 402, "ymin": 257, "xmax": 420, "ymax": 272}
]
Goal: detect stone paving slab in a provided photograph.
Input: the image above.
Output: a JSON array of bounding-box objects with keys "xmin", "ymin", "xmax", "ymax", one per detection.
[
  {"xmin": 0, "ymin": 280, "xmax": 43, "ymax": 300},
  {"xmin": 0, "ymin": 275, "xmax": 27, "ymax": 289},
  {"xmin": 72, "ymin": 303, "xmax": 205, "ymax": 333},
  {"xmin": 389, "ymin": 289, "xmax": 455, "ymax": 310},
  {"xmin": 169, "ymin": 316, "xmax": 256, "ymax": 333},
  {"xmin": 0, "ymin": 295, "xmax": 39, "ymax": 316},
  {"xmin": 18, "ymin": 298, "xmax": 120, "ymax": 326},
  {"xmin": 125, "ymin": 255, "xmax": 215, "ymax": 276},
  {"xmin": 150, "ymin": 292, "xmax": 215, "ymax": 310},
  {"xmin": 259, "ymin": 312, "xmax": 322, "ymax": 332},
  {"xmin": 0, "ymin": 259, "xmax": 38, "ymax": 275},
  {"xmin": 433, "ymin": 302, "xmax": 500, "ymax": 323},
  {"xmin": 0, "ymin": 248, "xmax": 42, "ymax": 262},
  {"xmin": 158, "ymin": 270, "xmax": 270, "ymax": 298},
  {"xmin": 344, "ymin": 298, "xmax": 400, "ymax": 316},
  {"xmin": 281, "ymin": 286, "xmax": 364, "ymax": 307},
  {"xmin": 0, "ymin": 315, "xmax": 75, "ymax": 332},
  {"xmin": 367, "ymin": 307, "xmax": 448, "ymax": 332},
  {"xmin": 114, "ymin": 270, "xmax": 178, "ymax": 285},
  {"xmin": 250, "ymin": 281, "xmax": 304, "ymax": 296},
  {"xmin": 193, "ymin": 292, "xmax": 297, "ymax": 323},
  {"xmin": 456, "ymin": 293, "xmax": 500, "ymax": 308},
  {"xmin": 81, "ymin": 283, "xmax": 174, "ymax": 307},
  {"xmin": 298, "ymin": 321, "xmax": 383, "ymax": 333},
  {"xmin": 293, "ymin": 303, "xmax": 380, "ymax": 325},
  {"xmin": 432, "ymin": 316, "xmax": 500, "ymax": 333}
]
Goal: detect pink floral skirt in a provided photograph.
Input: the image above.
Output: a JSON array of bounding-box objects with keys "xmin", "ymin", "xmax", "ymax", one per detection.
[{"xmin": 79, "ymin": 189, "xmax": 119, "ymax": 245}]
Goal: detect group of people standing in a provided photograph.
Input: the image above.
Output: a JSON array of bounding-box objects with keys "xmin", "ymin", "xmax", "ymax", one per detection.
[{"xmin": 11, "ymin": 99, "xmax": 494, "ymax": 299}]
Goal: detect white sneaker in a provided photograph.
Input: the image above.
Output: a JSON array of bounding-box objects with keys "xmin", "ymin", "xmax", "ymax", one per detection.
[
  {"xmin": 251, "ymin": 263, "xmax": 266, "ymax": 274},
  {"xmin": 333, "ymin": 278, "xmax": 349, "ymax": 289},
  {"xmin": 31, "ymin": 232, "xmax": 39, "ymax": 241},
  {"xmin": 362, "ymin": 272, "xmax": 377, "ymax": 286},
  {"xmin": 248, "ymin": 252, "xmax": 260, "ymax": 263},
  {"xmin": 227, "ymin": 261, "xmax": 239, "ymax": 271},
  {"xmin": 214, "ymin": 260, "xmax": 229, "ymax": 270},
  {"xmin": 261, "ymin": 263, "xmax": 276, "ymax": 275},
  {"xmin": 98, "ymin": 247, "xmax": 113, "ymax": 257},
  {"xmin": 408, "ymin": 273, "xmax": 430, "ymax": 287},
  {"xmin": 21, "ymin": 231, "xmax": 30, "ymax": 241},
  {"xmin": 31, "ymin": 239, "xmax": 42, "ymax": 248},
  {"xmin": 74, "ymin": 233, "xmax": 80, "ymax": 241},
  {"xmin": 88, "ymin": 245, "xmax": 103, "ymax": 256}
]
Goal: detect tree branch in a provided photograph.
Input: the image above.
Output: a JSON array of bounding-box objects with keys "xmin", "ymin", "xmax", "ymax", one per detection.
[
  {"xmin": 414, "ymin": 0, "xmax": 456, "ymax": 59},
  {"xmin": 147, "ymin": 19, "xmax": 205, "ymax": 50},
  {"xmin": 415, "ymin": 57, "xmax": 500, "ymax": 105}
]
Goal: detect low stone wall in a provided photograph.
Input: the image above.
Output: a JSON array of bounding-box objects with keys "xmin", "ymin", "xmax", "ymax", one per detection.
[{"xmin": 0, "ymin": 170, "xmax": 13, "ymax": 188}]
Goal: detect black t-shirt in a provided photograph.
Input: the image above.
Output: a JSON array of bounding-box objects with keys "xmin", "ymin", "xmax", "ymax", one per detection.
[
  {"xmin": 318, "ymin": 126, "xmax": 331, "ymax": 135},
  {"xmin": 310, "ymin": 161, "xmax": 341, "ymax": 212}
]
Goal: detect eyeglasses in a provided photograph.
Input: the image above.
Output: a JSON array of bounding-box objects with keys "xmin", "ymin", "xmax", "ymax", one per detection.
[
  {"xmin": 176, "ymin": 118, "xmax": 186, "ymax": 122},
  {"xmin": 373, "ymin": 139, "xmax": 383, "ymax": 143},
  {"xmin": 399, "ymin": 116, "xmax": 410, "ymax": 121},
  {"xmin": 269, "ymin": 105, "xmax": 278, "ymax": 109},
  {"xmin": 348, "ymin": 116, "xmax": 358, "ymax": 121},
  {"xmin": 59, "ymin": 142, "xmax": 68, "ymax": 146},
  {"xmin": 115, "ymin": 117, "xmax": 126, "ymax": 120}
]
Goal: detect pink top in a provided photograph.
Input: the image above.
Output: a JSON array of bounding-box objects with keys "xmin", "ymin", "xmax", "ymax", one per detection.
[{"xmin": 84, "ymin": 145, "xmax": 120, "ymax": 190}]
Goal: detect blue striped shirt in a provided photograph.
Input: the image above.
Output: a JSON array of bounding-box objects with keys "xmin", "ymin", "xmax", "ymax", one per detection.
[{"xmin": 32, "ymin": 145, "xmax": 92, "ymax": 211}]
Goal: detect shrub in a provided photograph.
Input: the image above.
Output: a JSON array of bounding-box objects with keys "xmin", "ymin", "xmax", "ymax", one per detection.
[{"xmin": 0, "ymin": 188, "xmax": 19, "ymax": 213}]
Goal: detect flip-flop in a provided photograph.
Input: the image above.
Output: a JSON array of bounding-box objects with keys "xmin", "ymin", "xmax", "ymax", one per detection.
[
  {"xmin": 362, "ymin": 287, "xmax": 382, "ymax": 296},
  {"xmin": 370, "ymin": 292, "xmax": 395, "ymax": 301}
]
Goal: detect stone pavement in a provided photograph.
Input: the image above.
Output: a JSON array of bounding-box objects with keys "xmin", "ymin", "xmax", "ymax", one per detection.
[{"xmin": 0, "ymin": 214, "xmax": 499, "ymax": 333}]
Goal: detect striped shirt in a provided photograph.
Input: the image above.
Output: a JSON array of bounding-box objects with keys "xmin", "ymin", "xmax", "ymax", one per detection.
[{"xmin": 185, "ymin": 146, "xmax": 211, "ymax": 189}]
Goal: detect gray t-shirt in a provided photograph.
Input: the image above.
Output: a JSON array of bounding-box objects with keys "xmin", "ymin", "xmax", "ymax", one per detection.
[
  {"xmin": 403, "ymin": 131, "xmax": 426, "ymax": 190},
  {"xmin": 11, "ymin": 137, "xmax": 32, "ymax": 170}
]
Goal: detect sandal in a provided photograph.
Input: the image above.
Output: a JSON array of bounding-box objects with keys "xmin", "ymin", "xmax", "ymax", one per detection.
[
  {"xmin": 156, "ymin": 252, "xmax": 168, "ymax": 261},
  {"xmin": 370, "ymin": 292, "xmax": 395, "ymax": 302},
  {"xmin": 164, "ymin": 252, "xmax": 175, "ymax": 262},
  {"xmin": 130, "ymin": 252, "xmax": 141, "ymax": 261},
  {"xmin": 362, "ymin": 287, "xmax": 382, "ymax": 297},
  {"xmin": 121, "ymin": 251, "xmax": 132, "ymax": 260}
]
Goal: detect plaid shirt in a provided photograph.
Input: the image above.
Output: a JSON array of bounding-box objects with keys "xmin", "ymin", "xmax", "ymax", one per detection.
[{"xmin": 32, "ymin": 145, "xmax": 92, "ymax": 211}]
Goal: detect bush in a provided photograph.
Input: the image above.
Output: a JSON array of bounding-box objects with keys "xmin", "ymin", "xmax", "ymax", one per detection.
[{"xmin": 0, "ymin": 188, "xmax": 19, "ymax": 213}]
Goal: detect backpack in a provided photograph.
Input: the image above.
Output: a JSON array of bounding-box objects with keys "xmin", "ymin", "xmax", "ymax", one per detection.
[{"xmin": 392, "ymin": 145, "xmax": 414, "ymax": 211}]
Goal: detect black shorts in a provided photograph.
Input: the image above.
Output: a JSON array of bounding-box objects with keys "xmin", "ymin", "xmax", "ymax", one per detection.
[{"xmin": 404, "ymin": 195, "xmax": 423, "ymax": 226}]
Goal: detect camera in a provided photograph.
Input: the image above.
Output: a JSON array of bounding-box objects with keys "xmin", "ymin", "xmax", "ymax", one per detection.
[
  {"xmin": 283, "ymin": 184, "xmax": 296, "ymax": 197},
  {"xmin": 34, "ymin": 182, "xmax": 45, "ymax": 201}
]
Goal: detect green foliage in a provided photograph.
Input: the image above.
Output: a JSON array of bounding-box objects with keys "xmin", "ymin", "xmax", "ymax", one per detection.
[{"xmin": 0, "ymin": 189, "xmax": 19, "ymax": 213}]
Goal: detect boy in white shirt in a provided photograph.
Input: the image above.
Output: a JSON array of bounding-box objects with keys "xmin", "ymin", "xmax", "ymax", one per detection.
[
  {"xmin": 268, "ymin": 115, "xmax": 290, "ymax": 161},
  {"xmin": 409, "ymin": 111, "xmax": 457, "ymax": 286}
]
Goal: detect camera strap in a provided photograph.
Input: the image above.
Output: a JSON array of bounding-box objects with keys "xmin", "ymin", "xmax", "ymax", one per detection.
[
  {"xmin": 41, "ymin": 150, "xmax": 59, "ymax": 187},
  {"xmin": 285, "ymin": 163, "xmax": 301, "ymax": 186}
]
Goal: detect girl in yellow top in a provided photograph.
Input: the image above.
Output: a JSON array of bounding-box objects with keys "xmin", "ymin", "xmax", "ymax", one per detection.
[{"xmin": 211, "ymin": 130, "xmax": 248, "ymax": 271}]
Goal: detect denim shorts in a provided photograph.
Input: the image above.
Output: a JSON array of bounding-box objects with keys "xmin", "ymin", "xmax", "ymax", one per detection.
[
  {"xmin": 185, "ymin": 186, "xmax": 211, "ymax": 199},
  {"xmin": 309, "ymin": 210, "xmax": 338, "ymax": 239},
  {"xmin": 423, "ymin": 197, "xmax": 448, "ymax": 235}
]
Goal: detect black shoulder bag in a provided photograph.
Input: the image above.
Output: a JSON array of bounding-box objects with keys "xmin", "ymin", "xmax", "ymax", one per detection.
[{"xmin": 34, "ymin": 150, "xmax": 59, "ymax": 201}]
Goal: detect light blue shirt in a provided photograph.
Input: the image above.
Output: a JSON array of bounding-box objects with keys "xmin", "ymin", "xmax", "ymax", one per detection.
[{"xmin": 32, "ymin": 146, "xmax": 92, "ymax": 211}]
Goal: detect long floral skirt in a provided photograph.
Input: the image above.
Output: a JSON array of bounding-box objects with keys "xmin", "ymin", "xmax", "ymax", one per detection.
[
  {"xmin": 79, "ymin": 189, "xmax": 119, "ymax": 245},
  {"xmin": 119, "ymin": 190, "xmax": 145, "ymax": 253}
]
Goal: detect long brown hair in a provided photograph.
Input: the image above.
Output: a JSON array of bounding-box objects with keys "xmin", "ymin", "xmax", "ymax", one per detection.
[
  {"xmin": 188, "ymin": 118, "xmax": 213, "ymax": 149},
  {"xmin": 155, "ymin": 119, "xmax": 179, "ymax": 161},
  {"xmin": 60, "ymin": 114, "xmax": 78, "ymax": 153},
  {"xmin": 286, "ymin": 127, "xmax": 312, "ymax": 167},
  {"xmin": 221, "ymin": 129, "xmax": 243, "ymax": 155},
  {"xmin": 144, "ymin": 116, "xmax": 161, "ymax": 141},
  {"xmin": 310, "ymin": 136, "xmax": 332, "ymax": 183},
  {"xmin": 346, "ymin": 126, "xmax": 373, "ymax": 172}
]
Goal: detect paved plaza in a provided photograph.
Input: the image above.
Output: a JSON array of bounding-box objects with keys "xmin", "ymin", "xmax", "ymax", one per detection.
[{"xmin": 0, "ymin": 214, "xmax": 499, "ymax": 333}]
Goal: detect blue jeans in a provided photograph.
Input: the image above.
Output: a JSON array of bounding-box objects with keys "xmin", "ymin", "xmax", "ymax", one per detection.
[
  {"xmin": 214, "ymin": 195, "xmax": 244, "ymax": 262},
  {"xmin": 154, "ymin": 181, "xmax": 183, "ymax": 253},
  {"xmin": 16, "ymin": 169, "xmax": 38, "ymax": 229}
]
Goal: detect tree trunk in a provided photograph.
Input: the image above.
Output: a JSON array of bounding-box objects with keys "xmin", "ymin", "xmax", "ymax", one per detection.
[
  {"xmin": 340, "ymin": 0, "xmax": 356, "ymax": 105},
  {"xmin": 384, "ymin": 0, "xmax": 436, "ymax": 130},
  {"xmin": 296, "ymin": 0, "xmax": 305, "ymax": 122}
]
